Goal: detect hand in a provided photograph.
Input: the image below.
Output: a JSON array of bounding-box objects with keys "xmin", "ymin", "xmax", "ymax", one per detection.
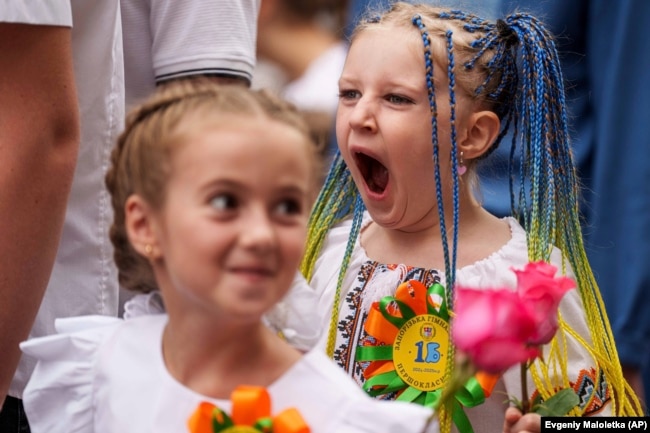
[{"xmin": 503, "ymin": 407, "xmax": 541, "ymax": 433}]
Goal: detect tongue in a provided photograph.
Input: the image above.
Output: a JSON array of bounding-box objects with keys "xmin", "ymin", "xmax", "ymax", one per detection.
[{"xmin": 368, "ymin": 163, "xmax": 388, "ymax": 193}]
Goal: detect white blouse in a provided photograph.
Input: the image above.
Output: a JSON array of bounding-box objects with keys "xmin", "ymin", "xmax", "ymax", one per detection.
[
  {"xmin": 294, "ymin": 214, "xmax": 611, "ymax": 432},
  {"xmin": 21, "ymin": 314, "xmax": 438, "ymax": 433}
]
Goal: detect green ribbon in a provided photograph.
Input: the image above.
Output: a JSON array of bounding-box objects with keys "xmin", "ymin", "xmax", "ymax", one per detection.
[
  {"xmin": 210, "ymin": 409, "xmax": 273, "ymax": 433},
  {"xmin": 355, "ymin": 282, "xmax": 448, "ymax": 367},
  {"xmin": 252, "ymin": 417, "xmax": 273, "ymax": 432},
  {"xmin": 355, "ymin": 282, "xmax": 486, "ymax": 433},
  {"xmin": 211, "ymin": 409, "xmax": 233, "ymax": 432}
]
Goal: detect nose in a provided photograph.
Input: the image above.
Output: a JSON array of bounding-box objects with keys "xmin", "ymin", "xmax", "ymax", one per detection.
[
  {"xmin": 347, "ymin": 97, "xmax": 377, "ymax": 133},
  {"xmin": 240, "ymin": 206, "xmax": 276, "ymax": 253}
]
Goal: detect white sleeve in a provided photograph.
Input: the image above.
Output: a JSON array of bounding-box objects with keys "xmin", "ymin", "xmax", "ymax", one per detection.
[
  {"xmin": 20, "ymin": 316, "xmax": 122, "ymax": 433},
  {"xmin": 123, "ymin": 280, "xmax": 322, "ymax": 352},
  {"xmin": 0, "ymin": 0, "xmax": 72, "ymax": 26},
  {"xmin": 456, "ymin": 223, "xmax": 613, "ymax": 416},
  {"xmin": 123, "ymin": 291, "xmax": 166, "ymax": 319},
  {"xmin": 263, "ymin": 273, "xmax": 322, "ymax": 352},
  {"xmin": 148, "ymin": 0, "xmax": 259, "ymax": 84},
  {"xmin": 340, "ymin": 399, "xmax": 438, "ymax": 433}
]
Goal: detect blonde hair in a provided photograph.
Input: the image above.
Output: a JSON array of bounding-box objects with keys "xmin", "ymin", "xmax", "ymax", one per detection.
[
  {"xmin": 304, "ymin": 1, "xmax": 643, "ymax": 423},
  {"xmin": 351, "ymin": 3, "xmax": 517, "ymax": 119},
  {"xmin": 105, "ymin": 79, "xmax": 319, "ymax": 294}
]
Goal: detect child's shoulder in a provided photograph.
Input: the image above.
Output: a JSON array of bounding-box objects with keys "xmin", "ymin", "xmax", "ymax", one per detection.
[
  {"xmin": 457, "ymin": 217, "xmax": 528, "ymax": 285},
  {"xmin": 457, "ymin": 216, "xmax": 574, "ymax": 287},
  {"xmin": 21, "ymin": 314, "xmax": 166, "ymax": 383},
  {"xmin": 22, "ymin": 315, "xmax": 166, "ymax": 385},
  {"xmin": 21, "ymin": 316, "xmax": 164, "ymax": 432},
  {"xmin": 21, "ymin": 314, "xmax": 168, "ymax": 432},
  {"xmin": 21, "ymin": 315, "xmax": 124, "ymax": 361},
  {"xmin": 22, "ymin": 313, "xmax": 165, "ymax": 357},
  {"xmin": 277, "ymin": 349, "xmax": 435, "ymax": 432}
]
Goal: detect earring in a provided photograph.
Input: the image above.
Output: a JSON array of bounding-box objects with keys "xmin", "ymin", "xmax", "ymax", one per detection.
[
  {"xmin": 457, "ymin": 151, "xmax": 467, "ymax": 176},
  {"xmin": 144, "ymin": 244, "xmax": 153, "ymax": 256}
]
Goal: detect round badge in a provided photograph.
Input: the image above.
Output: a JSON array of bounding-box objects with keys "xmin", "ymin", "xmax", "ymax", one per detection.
[{"xmin": 392, "ymin": 314, "xmax": 449, "ymax": 391}]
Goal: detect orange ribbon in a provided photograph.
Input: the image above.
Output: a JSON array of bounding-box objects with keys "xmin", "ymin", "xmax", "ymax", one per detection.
[
  {"xmin": 187, "ymin": 385, "xmax": 310, "ymax": 433},
  {"xmin": 356, "ymin": 280, "xmax": 500, "ymax": 433}
]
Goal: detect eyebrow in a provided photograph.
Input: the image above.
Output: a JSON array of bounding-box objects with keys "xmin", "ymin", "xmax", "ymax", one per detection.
[{"xmin": 199, "ymin": 179, "xmax": 308, "ymax": 197}]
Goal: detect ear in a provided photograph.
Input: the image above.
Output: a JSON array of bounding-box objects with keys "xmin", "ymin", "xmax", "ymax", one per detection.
[
  {"xmin": 458, "ymin": 110, "xmax": 500, "ymax": 160},
  {"xmin": 125, "ymin": 194, "xmax": 162, "ymax": 260}
]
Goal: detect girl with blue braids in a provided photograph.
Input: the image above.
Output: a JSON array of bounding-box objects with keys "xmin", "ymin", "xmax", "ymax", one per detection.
[{"xmin": 289, "ymin": 2, "xmax": 643, "ymax": 432}]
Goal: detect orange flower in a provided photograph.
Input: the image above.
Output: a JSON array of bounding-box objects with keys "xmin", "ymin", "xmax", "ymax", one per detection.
[{"xmin": 187, "ymin": 386, "xmax": 310, "ymax": 433}]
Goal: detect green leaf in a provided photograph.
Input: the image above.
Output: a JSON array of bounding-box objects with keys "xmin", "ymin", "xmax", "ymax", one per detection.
[{"xmin": 533, "ymin": 389, "xmax": 580, "ymax": 416}]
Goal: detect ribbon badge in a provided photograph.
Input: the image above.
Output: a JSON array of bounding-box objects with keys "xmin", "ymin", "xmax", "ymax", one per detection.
[
  {"xmin": 355, "ymin": 280, "xmax": 495, "ymax": 433},
  {"xmin": 188, "ymin": 385, "xmax": 310, "ymax": 433}
]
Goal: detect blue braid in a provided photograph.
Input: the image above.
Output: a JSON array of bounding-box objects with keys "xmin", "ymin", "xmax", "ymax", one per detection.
[
  {"xmin": 445, "ymin": 29, "xmax": 461, "ymax": 300},
  {"xmin": 333, "ymin": 2, "xmax": 641, "ymax": 416},
  {"xmin": 433, "ymin": 9, "xmax": 582, "ymax": 262},
  {"xmin": 439, "ymin": 11, "xmax": 519, "ymax": 152},
  {"xmin": 505, "ymin": 14, "xmax": 556, "ymax": 259},
  {"xmin": 412, "ymin": 15, "xmax": 454, "ymax": 299}
]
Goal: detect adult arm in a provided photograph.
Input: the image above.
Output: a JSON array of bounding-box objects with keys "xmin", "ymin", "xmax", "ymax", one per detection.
[
  {"xmin": 0, "ymin": 23, "xmax": 79, "ymax": 402},
  {"xmin": 121, "ymin": 0, "xmax": 259, "ymax": 107},
  {"xmin": 148, "ymin": 0, "xmax": 258, "ymax": 85}
]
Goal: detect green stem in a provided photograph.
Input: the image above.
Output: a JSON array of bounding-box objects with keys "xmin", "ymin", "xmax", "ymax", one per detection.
[{"xmin": 520, "ymin": 362, "xmax": 530, "ymax": 414}]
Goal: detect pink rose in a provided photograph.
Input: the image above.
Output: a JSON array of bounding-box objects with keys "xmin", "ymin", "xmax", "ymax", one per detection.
[
  {"xmin": 514, "ymin": 261, "xmax": 576, "ymax": 345},
  {"xmin": 452, "ymin": 287, "xmax": 541, "ymax": 374}
]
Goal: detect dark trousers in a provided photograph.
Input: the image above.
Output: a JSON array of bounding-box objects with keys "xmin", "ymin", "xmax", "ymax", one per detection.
[{"xmin": 0, "ymin": 396, "xmax": 30, "ymax": 433}]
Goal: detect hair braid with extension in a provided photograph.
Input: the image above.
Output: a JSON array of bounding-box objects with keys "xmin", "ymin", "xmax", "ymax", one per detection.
[
  {"xmin": 438, "ymin": 6, "xmax": 641, "ymax": 417},
  {"xmin": 303, "ymin": 1, "xmax": 642, "ymax": 420}
]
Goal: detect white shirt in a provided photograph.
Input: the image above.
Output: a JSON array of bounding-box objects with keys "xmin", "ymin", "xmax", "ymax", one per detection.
[
  {"xmin": 295, "ymin": 214, "xmax": 612, "ymax": 431},
  {"xmin": 22, "ymin": 315, "xmax": 438, "ymax": 433},
  {"xmin": 123, "ymin": 275, "xmax": 322, "ymax": 353},
  {"xmin": 121, "ymin": 0, "xmax": 259, "ymax": 109},
  {"xmin": 2, "ymin": 0, "xmax": 124, "ymax": 398},
  {"xmin": 283, "ymin": 41, "xmax": 348, "ymax": 115}
]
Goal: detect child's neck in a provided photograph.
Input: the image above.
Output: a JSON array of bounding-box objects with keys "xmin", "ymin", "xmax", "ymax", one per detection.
[
  {"xmin": 361, "ymin": 204, "xmax": 510, "ymax": 270},
  {"xmin": 161, "ymin": 317, "xmax": 301, "ymax": 399}
]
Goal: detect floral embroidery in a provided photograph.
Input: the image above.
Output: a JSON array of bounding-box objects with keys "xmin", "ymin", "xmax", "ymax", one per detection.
[{"xmin": 529, "ymin": 367, "xmax": 610, "ymax": 415}]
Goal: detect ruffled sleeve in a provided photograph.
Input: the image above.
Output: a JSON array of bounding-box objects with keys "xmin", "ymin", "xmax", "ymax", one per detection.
[
  {"xmin": 20, "ymin": 315, "xmax": 122, "ymax": 433},
  {"xmin": 264, "ymin": 273, "xmax": 322, "ymax": 352},
  {"xmin": 123, "ymin": 291, "xmax": 165, "ymax": 319}
]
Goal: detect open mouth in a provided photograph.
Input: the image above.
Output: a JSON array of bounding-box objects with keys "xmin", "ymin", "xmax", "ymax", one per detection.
[{"xmin": 356, "ymin": 152, "xmax": 388, "ymax": 194}]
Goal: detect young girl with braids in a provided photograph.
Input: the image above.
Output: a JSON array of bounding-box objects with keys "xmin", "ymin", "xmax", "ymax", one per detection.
[
  {"xmin": 18, "ymin": 80, "xmax": 437, "ymax": 432},
  {"xmin": 289, "ymin": 2, "xmax": 643, "ymax": 432}
]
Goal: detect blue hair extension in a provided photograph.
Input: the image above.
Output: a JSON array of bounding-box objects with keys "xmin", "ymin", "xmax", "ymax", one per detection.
[
  {"xmin": 446, "ymin": 29, "xmax": 461, "ymax": 300},
  {"xmin": 322, "ymin": 2, "xmax": 641, "ymax": 416},
  {"xmin": 412, "ymin": 14, "xmax": 455, "ymax": 300}
]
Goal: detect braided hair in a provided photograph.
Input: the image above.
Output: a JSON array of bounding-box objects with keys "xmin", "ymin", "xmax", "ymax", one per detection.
[
  {"xmin": 105, "ymin": 79, "xmax": 318, "ymax": 294},
  {"xmin": 302, "ymin": 1, "xmax": 642, "ymax": 419}
]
